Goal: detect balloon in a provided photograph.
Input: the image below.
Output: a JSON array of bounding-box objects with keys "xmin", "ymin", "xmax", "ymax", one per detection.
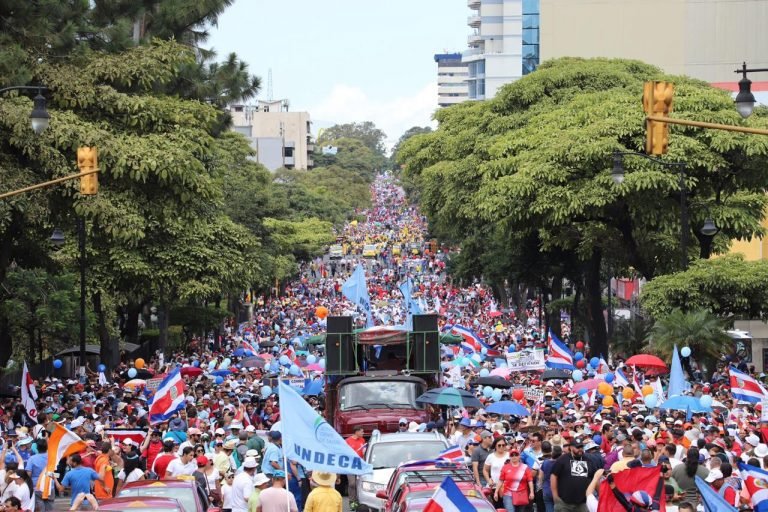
[
  {"xmin": 479, "ymin": 368, "xmax": 490, "ymax": 378},
  {"xmin": 192, "ymin": 360, "xmax": 199, "ymax": 367},
  {"xmin": 481, "ymin": 347, "xmax": 488, "ymax": 355},
  {"xmin": 97, "ymin": 364, "xmax": 106, "ymax": 372},
  {"xmin": 208, "ymin": 360, "xmax": 217, "ymax": 369},
  {"xmin": 604, "ymin": 373, "xmax": 615, "ymax": 383},
  {"xmin": 576, "ymin": 341, "xmax": 585, "ymax": 350},
  {"xmin": 289, "ymin": 364, "xmax": 301, "ymax": 376},
  {"xmin": 471, "ymin": 353, "xmax": 482, "ymax": 363},
  {"xmin": 700, "ymin": 395, "xmax": 713, "ymax": 408},
  {"xmin": 279, "ymin": 355, "xmax": 290, "ymax": 366},
  {"xmin": 507, "ymin": 345, "xmax": 516, "ymax": 353},
  {"xmin": 598, "ymin": 382, "xmax": 613, "ymax": 396},
  {"xmin": 483, "ymin": 386, "xmax": 493, "ymax": 398},
  {"xmin": 593, "ymin": 434, "xmax": 602, "ymax": 445},
  {"xmin": 644, "ymin": 394, "xmax": 658, "ymax": 408},
  {"xmin": 315, "ymin": 306, "xmax": 329, "ymax": 319},
  {"xmin": 307, "ymin": 355, "xmax": 317, "ymax": 364},
  {"xmin": 53, "ymin": 359, "xmax": 63, "ymax": 369},
  {"xmin": 272, "ymin": 346, "xmax": 280, "ymax": 352},
  {"xmin": 269, "ymin": 361, "xmax": 280, "ymax": 373},
  {"xmin": 318, "ymin": 358, "xmax": 326, "ymax": 369},
  {"xmin": 135, "ymin": 358, "xmax": 145, "ymax": 370},
  {"xmin": 574, "ymin": 352, "xmax": 584, "ymax": 362},
  {"xmin": 513, "ymin": 389, "xmax": 525, "ymax": 401},
  {"xmin": 602, "ymin": 396, "xmax": 614, "ymax": 407},
  {"xmin": 681, "ymin": 347, "xmax": 692, "ymax": 358},
  {"xmin": 578, "ymin": 388, "xmax": 589, "ymax": 396},
  {"xmin": 220, "ymin": 359, "xmax": 230, "ymax": 370},
  {"xmin": 491, "ymin": 389, "xmax": 503, "ymax": 402},
  {"xmin": 576, "ymin": 360, "xmax": 586, "ymax": 369},
  {"xmin": 215, "ymin": 376, "xmax": 224, "ymax": 385},
  {"xmin": 261, "ymin": 386, "xmax": 273, "ymax": 399},
  {"xmin": 572, "ymin": 369, "xmax": 584, "ymax": 382},
  {"xmin": 622, "ymin": 388, "xmax": 635, "ymax": 400},
  {"xmin": 642, "ymin": 385, "xmax": 654, "ymax": 397},
  {"xmin": 590, "ymin": 357, "xmax": 600, "ymax": 369},
  {"xmin": 127, "ymin": 368, "xmax": 137, "ymax": 378}
]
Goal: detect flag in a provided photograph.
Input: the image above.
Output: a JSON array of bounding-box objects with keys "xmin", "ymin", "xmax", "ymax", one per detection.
[
  {"xmin": 651, "ymin": 378, "xmax": 666, "ymax": 402},
  {"xmin": 597, "ymin": 465, "xmax": 666, "ymax": 512},
  {"xmin": 433, "ymin": 296, "xmax": 442, "ymax": 314},
  {"xmin": 695, "ymin": 475, "xmax": 737, "ymax": 512},
  {"xmin": 148, "ymin": 368, "xmax": 186, "ymax": 424},
  {"xmin": 668, "ymin": 345, "xmax": 687, "ymax": 397},
  {"xmin": 614, "ymin": 367, "xmax": 630, "ymax": 388},
  {"xmin": 399, "ymin": 278, "xmax": 422, "ymax": 330},
  {"xmin": 241, "ymin": 340, "xmax": 258, "ymax": 354},
  {"xmin": 37, "ymin": 423, "xmax": 87, "ymax": 499},
  {"xmin": 451, "ymin": 325, "xmax": 500, "ymax": 357},
  {"xmin": 278, "ymin": 381, "xmax": 372, "ymax": 475},
  {"xmin": 596, "ymin": 357, "xmax": 609, "ymax": 374},
  {"xmin": 21, "ymin": 362, "xmax": 38, "ymax": 424},
  {"xmin": 342, "ymin": 264, "xmax": 373, "ymax": 327},
  {"xmin": 739, "ymin": 462, "xmax": 768, "ymax": 511},
  {"xmin": 545, "ymin": 330, "xmax": 574, "ymax": 370},
  {"xmin": 423, "ymin": 476, "xmax": 475, "ymax": 512},
  {"xmin": 632, "ymin": 369, "xmax": 645, "ymax": 395},
  {"xmin": 104, "ymin": 429, "xmax": 147, "ymax": 446},
  {"xmin": 437, "ymin": 445, "xmax": 464, "ymax": 463},
  {"xmin": 98, "ymin": 371, "xmax": 109, "ymax": 386},
  {"xmin": 730, "ymin": 366, "xmax": 768, "ymax": 403}
]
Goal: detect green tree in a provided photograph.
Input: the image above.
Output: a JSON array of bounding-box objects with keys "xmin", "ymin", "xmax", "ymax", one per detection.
[
  {"xmin": 612, "ymin": 315, "xmax": 654, "ymax": 358},
  {"xmin": 391, "ymin": 126, "xmax": 432, "ymax": 169},
  {"xmin": 318, "ymin": 121, "xmax": 387, "ymax": 156},
  {"xmin": 646, "ymin": 309, "xmax": 729, "ymax": 373}
]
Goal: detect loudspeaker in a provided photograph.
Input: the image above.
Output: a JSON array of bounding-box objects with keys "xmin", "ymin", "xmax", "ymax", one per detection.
[
  {"xmin": 412, "ymin": 314, "xmax": 440, "ymax": 373},
  {"xmin": 326, "ymin": 316, "xmax": 356, "ymax": 375}
]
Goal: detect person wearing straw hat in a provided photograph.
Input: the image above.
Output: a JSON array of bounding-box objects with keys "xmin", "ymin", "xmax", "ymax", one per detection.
[
  {"xmin": 303, "ymin": 471, "xmax": 341, "ymax": 512},
  {"xmin": 255, "ymin": 470, "xmax": 297, "ymax": 512},
  {"xmin": 248, "ymin": 473, "xmax": 271, "ymax": 512}
]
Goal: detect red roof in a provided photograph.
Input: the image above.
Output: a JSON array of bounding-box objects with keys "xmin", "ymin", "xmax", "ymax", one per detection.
[{"xmin": 711, "ymin": 81, "xmax": 768, "ymax": 92}]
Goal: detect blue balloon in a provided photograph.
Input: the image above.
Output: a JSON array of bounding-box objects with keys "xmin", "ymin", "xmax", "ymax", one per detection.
[
  {"xmin": 307, "ymin": 355, "xmax": 317, "ymax": 365},
  {"xmin": 192, "ymin": 360, "xmax": 199, "ymax": 367},
  {"xmin": 644, "ymin": 394, "xmax": 658, "ymax": 408},
  {"xmin": 507, "ymin": 345, "xmax": 516, "ymax": 353},
  {"xmin": 483, "ymin": 386, "xmax": 493, "ymax": 398},
  {"xmin": 208, "ymin": 360, "xmax": 216, "ymax": 369},
  {"xmin": 681, "ymin": 347, "xmax": 692, "ymax": 358},
  {"xmin": 590, "ymin": 357, "xmax": 600, "ymax": 369},
  {"xmin": 289, "ymin": 364, "xmax": 301, "ymax": 376},
  {"xmin": 279, "ymin": 355, "xmax": 291, "ymax": 366},
  {"xmin": 572, "ymin": 369, "xmax": 584, "ymax": 382},
  {"xmin": 441, "ymin": 362, "xmax": 452, "ymax": 371},
  {"xmin": 272, "ymin": 346, "xmax": 280, "ymax": 352},
  {"xmin": 604, "ymin": 373, "xmax": 615, "ymax": 383},
  {"xmin": 700, "ymin": 395, "xmax": 713, "ymax": 408},
  {"xmin": 244, "ymin": 350, "xmax": 254, "ymax": 357},
  {"xmin": 471, "ymin": 353, "xmax": 482, "ymax": 363},
  {"xmin": 127, "ymin": 368, "xmax": 137, "ymax": 378},
  {"xmin": 261, "ymin": 385, "xmax": 272, "ymax": 399},
  {"xmin": 53, "ymin": 359, "xmax": 63, "ymax": 369},
  {"xmin": 479, "ymin": 368, "xmax": 490, "ymax": 378},
  {"xmin": 318, "ymin": 358, "xmax": 326, "ymax": 369},
  {"xmin": 233, "ymin": 348, "xmax": 245, "ymax": 357},
  {"xmin": 578, "ymin": 387, "xmax": 589, "ymax": 396},
  {"xmin": 269, "ymin": 361, "xmax": 280, "ymax": 373},
  {"xmin": 215, "ymin": 376, "xmax": 224, "ymax": 385},
  {"xmin": 491, "ymin": 389, "xmax": 503, "ymax": 401},
  {"xmin": 481, "ymin": 347, "xmax": 488, "ymax": 355},
  {"xmin": 97, "ymin": 364, "xmax": 106, "ymax": 372},
  {"xmin": 574, "ymin": 352, "xmax": 584, "ymax": 361},
  {"xmin": 593, "ymin": 434, "xmax": 602, "ymax": 445}
]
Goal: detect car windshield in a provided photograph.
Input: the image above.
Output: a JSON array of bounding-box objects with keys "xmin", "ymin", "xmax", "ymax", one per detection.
[
  {"xmin": 339, "ymin": 381, "xmax": 421, "ymax": 411},
  {"xmin": 369, "ymin": 441, "xmax": 446, "ymax": 469},
  {"xmin": 119, "ymin": 487, "xmax": 195, "ymax": 512},
  {"xmin": 364, "ymin": 244, "xmax": 377, "ymax": 251}
]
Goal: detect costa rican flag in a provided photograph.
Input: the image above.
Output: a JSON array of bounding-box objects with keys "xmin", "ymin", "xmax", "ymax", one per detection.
[
  {"xmin": 104, "ymin": 428, "xmax": 148, "ymax": 447},
  {"xmin": 614, "ymin": 368, "xmax": 630, "ymax": 388},
  {"xmin": 739, "ymin": 462, "xmax": 768, "ymax": 511},
  {"xmin": 241, "ymin": 340, "xmax": 258, "ymax": 354},
  {"xmin": 438, "ymin": 445, "xmax": 464, "ymax": 463},
  {"xmin": 546, "ymin": 330, "xmax": 574, "ymax": 370},
  {"xmin": 423, "ymin": 476, "xmax": 475, "ymax": 512},
  {"xmin": 730, "ymin": 366, "xmax": 768, "ymax": 404},
  {"xmin": 596, "ymin": 357, "xmax": 609, "ymax": 374},
  {"xmin": 148, "ymin": 369, "xmax": 186, "ymax": 424},
  {"xmin": 451, "ymin": 325, "xmax": 501, "ymax": 357}
]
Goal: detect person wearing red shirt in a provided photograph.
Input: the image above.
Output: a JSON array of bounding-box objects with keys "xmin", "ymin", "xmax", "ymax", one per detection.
[
  {"xmin": 345, "ymin": 426, "xmax": 367, "ymax": 508},
  {"xmin": 151, "ymin": 440, "xmax": 177, "ymax": 479},
  {"xmin": 141, "ymin": 430, "xmax": 164, "ymax": 471},
  {"xmin": 496, "ymin": 449, "xmax": 534, "ymax": 511}
]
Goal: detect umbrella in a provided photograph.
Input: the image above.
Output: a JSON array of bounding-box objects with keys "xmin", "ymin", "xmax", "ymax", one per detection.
[
  {"xmin": 659, "ymin": 395, "xmax": 712, "ymax": 413},
  {"xmin": 124, "ymin": 379, "xmax": 146, "ymax": 391},
  {"xmin": 542, "ymin": 369, "xmax": 571, "ymax": 381},
  {"xmin": 571, "ymin": 378, "xmax": 602, "ymax": 393},
  {"xmin": 259, "ymin": 353, "xmax": 274, "ymax": 360},
  {"xmin": 304, "ymin": 364, "xmax": 324, "ymax": 372},
  {"xmin": 306, "ymin": 335, "xmax": 326, "ymax": 346},
  {"xmin": 485, "ymin": 401, "xmax": 530, "ymax": 416},
  {"xmin": 210, "ymin": 369, "xmax": 232, "ymax": 377},
  {"xmin": 488, "ymin": 311, "xmax": 503, "ymax": 318},
  {"xmin": 240, "ymin": 357, "xmax": 267, "ymax": 368},
  {"xmin": 625, "ymin": 354, "xmax": 668, "ymax": 372},
  {"xmin": 180, "ymin": 367, "xmax": 203, "ymax": 378},
  {"xmin": 439, "ymin": 333, "xmax": 463, "ymax": 345},
  {"xmin": 490, "ymin": 367, "xmax": 511, "ymax": 377},
  {"xmin": 416, "ymin": 387, "xmax": 483, "ymax": 408},
  {"xmin": 301, "ymin": 380, "xmax": 324, "ymax": 396},
  {"xmin": 476, "ymin": 376, "xmax": 513, "ymax": 388},
  {"xmin": 259, "ymin": 340, "xmax": 277, "ymax": 348}
]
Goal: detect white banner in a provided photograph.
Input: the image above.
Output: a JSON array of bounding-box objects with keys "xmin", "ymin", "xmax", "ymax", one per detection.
[
  {"xmin": 505, "ymin": 349, "xmax": 546, "ymax": 372},
  {"xmin": 762, "ymin": 398, "xmax": 768, "ymax": 422}
]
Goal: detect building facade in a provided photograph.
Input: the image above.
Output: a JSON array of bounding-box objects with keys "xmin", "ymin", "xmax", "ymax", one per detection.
[
  {"xmin": 463, "ymin": 0, "xmax": 540, "ymax": 101},
  {"xmin": 229, "ymin": 99, "xmax": 314, "ymax": 171},
  {"xmin": 434, "ymin": 53, "xmax": 469, "ymax": 107}
]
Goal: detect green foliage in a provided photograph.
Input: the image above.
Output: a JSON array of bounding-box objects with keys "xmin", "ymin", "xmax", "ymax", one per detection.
[
  {"xmin": 318, "ymin": 121, "xmax": 387, "ymax": 156},
  {"xmin": 646, "ymin": 309, "xmax": 729, "ymax": 371},
  {"xmin": 391, "ymin": 126, "xmax": 433, "ymax": 169},
  {"xmin": 170, "ymin": 305, "xmax": 228, "ymax": 338},
  {"xmin": 612, "ymin": 315, "xmax": 655, "ymax": 358},
  {"xmin": 640, "ymin": 254, "xmax": 768, "ymax": 321}
]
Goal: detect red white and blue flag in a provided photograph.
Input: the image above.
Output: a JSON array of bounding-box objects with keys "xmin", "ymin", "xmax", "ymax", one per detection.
[
  {"xmin": 241, "ymin": 340, "xmax": 258, "ymax": 354},
  {"xmin": 739, "ymin": 462, "xmax": 768, "ymax": 511},
  {"xmin": 450, "ymin": 325, "xmax": 501, "ymax": 357},
  {"xmin": 632, "ymin": 369, "xmax": 645, "ymax": 395},
  {"xmin": 614, "ymin": 368, "xmax": 630, "ymax": 388},
  {"xmin": 596, "ymin": 357, "xmax": 609, "ymax": 374},
  {"xmin": 148, "ymin": 369, "xmax": 186, "ymax": 424},
  {"xmin": 423, "ymin": 476, "xmax": 475, "ymax": 512},
  {"xmin": 730, "ymin": 366, "xmax": 768, "ymax": 403},
  {"xmin": 546, "ymin": 330, "xmax": 574, "ymax": 370},
  {"xmin": 104, "ymin": 428, "xmax": 147, "ymax": 446},
  {"xmin": 438, "ymin": 445, "xmax": 464, "ymax": 463}
]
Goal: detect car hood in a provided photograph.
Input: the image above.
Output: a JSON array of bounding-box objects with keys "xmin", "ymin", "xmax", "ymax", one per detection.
[{"xmin": 362, "ymin": 467, "xmax": 396, "ymax": 486}]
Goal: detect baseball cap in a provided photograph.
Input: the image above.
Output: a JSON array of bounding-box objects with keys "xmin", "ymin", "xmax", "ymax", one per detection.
[
  {"xmin": 196, "ymin": 455, "xmax": 208, "ymax": 466},
  {"xmin": 268, "ymin": 431, "xmax": 282, "ymax": 440},
  {"xmin": 273, "ymin": 470, "xmax": 286, "ymax": 478},
  {"xmin": 705, "ymin": 469, "xmax": 724, "ymax": 482},
  {"xmin": 571, "ymin": 437, "xmax": 585, "ymax": 448},
  {"xmin": 399, "ymin": 417, "xmax": 408, "ymax": 425},
  {"xmin": 245, "ymin": 425, "xmax": 256, "ymax": 433},
  {"xmin": 480, "ymin": 430, "xmax": 493, "ymax": 439}
]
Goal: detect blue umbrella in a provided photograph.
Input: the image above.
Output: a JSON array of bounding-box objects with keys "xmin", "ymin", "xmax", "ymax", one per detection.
[
  {"xmin": 485, "ymin": 401, "xmax": 530, "ymax": 416},
  {"xmin": 659, "ymin": 395, "xmax": 712, "ymax": 413},
  {"xmin": 416, "ymin": 387, "xmax": 483, "ymax": 408},
  {"xmin": 301, "ymin": 380, "xmax": 325, "ymax": 396},
  {"xmin": 210, "ymin": 369, "xmax": 232, "ymax": 377}
]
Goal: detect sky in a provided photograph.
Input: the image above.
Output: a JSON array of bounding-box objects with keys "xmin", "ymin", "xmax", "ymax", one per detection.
[{"xmin": 207, "ymin": 0, "xmax": 468, "ymax": 148}]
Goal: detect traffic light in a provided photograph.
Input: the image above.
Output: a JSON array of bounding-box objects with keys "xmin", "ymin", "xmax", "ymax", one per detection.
[
  {"xmin": 77, "ymin": 146, "xmax": 99, "ymax": 195},
  {"xmin": 642, "ymin": 81, "xmax": 675, "ymax": 155}
]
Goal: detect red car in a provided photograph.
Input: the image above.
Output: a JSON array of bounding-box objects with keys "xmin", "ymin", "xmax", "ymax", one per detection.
[
  {"xmin": 376, "ymin": 460, "xmax": 499, "ymax": 512},
  {"xmin": 117, "ymin": 479, "xmax": 220, "ymax": 512},
  {"xmin": 98, "ymin": 496, "xmax": 185, "ymax": 512}
]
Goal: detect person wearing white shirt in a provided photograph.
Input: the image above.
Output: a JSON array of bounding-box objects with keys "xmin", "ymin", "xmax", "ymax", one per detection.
[
  {"xmin": 230, "ymin": 457, "xmax": 258, "ymax": 512},
  {"xmin": 165, "ymin": 447, "xmax": 197, "ymax": 477}
]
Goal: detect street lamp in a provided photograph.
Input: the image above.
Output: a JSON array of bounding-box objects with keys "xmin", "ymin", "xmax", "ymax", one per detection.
[
  {"xmin": 734, "ymin": 62, "xmax": 768, "ymax": 119},
  {"xmin": 49, "ymin": 228, "xmax": 65, "ymax": 247},
  {"xmin": 0, "ymin": 86, "xmax": 50, "ymax": 134},
  {"xmin": 701, "ymin": 217, "xmax": 719, "ymax": 237}
]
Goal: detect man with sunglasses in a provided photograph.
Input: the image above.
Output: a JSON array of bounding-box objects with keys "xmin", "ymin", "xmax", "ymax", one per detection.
[
  {"xmin": 140, "ymin": 429, "xmax": 164, "ymax": 470},
  {"xmin": 550, "ymin": 437, "xmax": 598, "ymax": 512}
]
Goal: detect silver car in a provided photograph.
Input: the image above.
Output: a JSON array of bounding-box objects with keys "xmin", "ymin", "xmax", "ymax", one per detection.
[{"xmin": 356, "ymin": 431, "xmax": 448, "ymax": 511}]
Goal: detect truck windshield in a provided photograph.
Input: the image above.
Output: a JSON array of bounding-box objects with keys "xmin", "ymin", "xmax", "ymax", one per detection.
[{"xmin": 339, "ymin": 381, "xmax": 421, "ymax": 411}]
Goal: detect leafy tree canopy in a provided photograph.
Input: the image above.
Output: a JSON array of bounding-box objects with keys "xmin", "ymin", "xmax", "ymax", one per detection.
[{"xmin": 318, "ymin": 121, "xmax": 387, "ymax": 157}]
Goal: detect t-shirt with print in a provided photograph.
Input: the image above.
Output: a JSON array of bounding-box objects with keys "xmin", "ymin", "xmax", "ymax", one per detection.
[{"xmin": 551, "ymin": 454, "xmax": 598, "ymax": 505}]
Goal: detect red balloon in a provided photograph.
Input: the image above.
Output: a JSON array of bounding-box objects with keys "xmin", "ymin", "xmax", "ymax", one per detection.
[
  {"xmin": 575, "ymin": 341, "xmax": 585, "ymax": 350},
  {"xmin": 576, "ymin": 359, "xmax": 586, "ymax": 369},
  {"xmin": 513, "ymin": 389, "xmax": 525, "ymax": 401}
]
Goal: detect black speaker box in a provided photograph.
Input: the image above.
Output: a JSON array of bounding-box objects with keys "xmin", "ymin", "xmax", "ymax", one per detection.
[
  {"xmin": 411, "ymin": 314, "xmax": 440, "ymax": 372},
  {"xmin": 326, "ymin": 316, "xmax": 356, "ymax": 374}
]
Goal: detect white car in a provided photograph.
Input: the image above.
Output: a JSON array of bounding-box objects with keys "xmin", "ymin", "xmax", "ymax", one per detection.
[{"xmin": 356, "ymin": 431, "xmax": 448, "ymax": 511}]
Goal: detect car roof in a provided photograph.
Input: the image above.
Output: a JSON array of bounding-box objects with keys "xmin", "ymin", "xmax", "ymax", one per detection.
[
  {"xmin": 373, "ymin": 432, "xmax": 445, "ymax": 443},
  {"xmin": 123, "ymin": 479, "xmax": 196, "ymax": 490},
  {"xmin": 98, "ymin": 497, "xmax": 184, "ymax": 510}
]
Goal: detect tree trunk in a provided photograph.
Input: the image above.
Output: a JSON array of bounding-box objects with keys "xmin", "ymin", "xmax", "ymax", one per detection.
[
  {"xmin": 584, "ymin": 250, "xmax": 608, "ymax": 358},
  {"xmin": 94, "ymin": 292, "xmax": 118, "ymax": 369},
  {"xmin": 0, "ymin": 314, "xmax": 12, "ymax": 368},
  {"xmin": 123, "ymin": 300, "xmax": 142, "ymax": 345},
  {"xmin": 27, "ymin": 326, "xmax": 36, "ymax": 365},
  {"xmin": 158, "ymin": 299, "xmax": 170, "ymax": 351},
  {"xmin": 550, "ymin": 276, "xmax": 563, "ymax": 339}
]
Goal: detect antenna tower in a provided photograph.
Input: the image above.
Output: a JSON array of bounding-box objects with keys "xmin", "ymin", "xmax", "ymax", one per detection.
[{"xmin": 267, "ymin": 69, "xmax": 273, "ymax": 101}]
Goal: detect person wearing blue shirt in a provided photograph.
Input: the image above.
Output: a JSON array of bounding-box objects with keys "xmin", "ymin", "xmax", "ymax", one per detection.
[
  {"xmin": 25, "ymin": 440, "xmax": 51, "ymax": 511},
  {"xmin": 261, "ymin": 431, "xmax": 283, "ymax": 476},
  {"xmin": 54, "ymin": 453, "xmax": 103, "ymax": 510}
]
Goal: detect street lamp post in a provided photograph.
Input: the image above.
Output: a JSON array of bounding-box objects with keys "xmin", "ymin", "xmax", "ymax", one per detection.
[
  {"xmin": 734, "ymin": 62, "xmax": 768, "ymax": 119},
  {"xmin": 0, "ymin": 86, "xmax": 50, "ymax": 134}
]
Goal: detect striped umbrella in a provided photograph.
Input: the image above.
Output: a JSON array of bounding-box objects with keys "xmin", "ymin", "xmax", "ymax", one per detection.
[{"xmin": 416, "ymin": 387, "xmax": 483, "ymax": 408}]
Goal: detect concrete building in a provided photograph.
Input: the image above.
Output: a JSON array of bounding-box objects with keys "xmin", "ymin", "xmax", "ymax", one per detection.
[
  {"xmin": 463, "ymin": 0, "xmax": 540, "ymax": 100},
  {"xmin": 229, "ymin": 99, "xmax": 314, "ymax": 171},
  {"xmin": 434, "ymin": 53, "xmax": 469, "ymax": 107}
]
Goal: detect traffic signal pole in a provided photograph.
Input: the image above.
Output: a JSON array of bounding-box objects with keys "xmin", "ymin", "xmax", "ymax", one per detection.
[
  {"xmin": 0, "ymin": 169, "xmax": 99, "ymax": 200},
  {"xmin": 646, "ymin": 114, "xmax": 768, "ymax": 137}
]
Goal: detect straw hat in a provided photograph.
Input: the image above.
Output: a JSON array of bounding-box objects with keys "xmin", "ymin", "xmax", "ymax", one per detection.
[{"xmin": 311, "ymin": 471, "xmax": 336, "ymax": 487}]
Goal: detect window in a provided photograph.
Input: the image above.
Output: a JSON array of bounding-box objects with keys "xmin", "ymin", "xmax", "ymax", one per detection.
[
  {"xmin": 522, "ymin": 0, "xmax": 540, "ymax": 75},
  {"xmin": 283, "ymin": 147, "xmax": 294, "ymax": 158}
]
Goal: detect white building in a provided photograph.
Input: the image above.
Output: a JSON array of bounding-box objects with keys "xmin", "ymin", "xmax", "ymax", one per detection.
[
  {"xmin": 229, "ymin": 99, "xmax": 314, "ymax": 171},
  {"xmin": 434, "ymin": 53, "xmax": 469, "ymax": 107},
  {"xmin": 463, "ymin": 0, "xmax": 540, "ymax": 100}
]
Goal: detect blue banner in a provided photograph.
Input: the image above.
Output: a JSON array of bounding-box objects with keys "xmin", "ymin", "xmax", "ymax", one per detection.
[
  {"xmin": 278, "ymin": 381, "xmax": 372, "ymax": 475},
  {"xmin": 399, "ymin": 278, "xmax": 422, "ymax": 330},
  {"xmin": 342, "ymin": 264, "xmax": 373, "ymax": 327}
]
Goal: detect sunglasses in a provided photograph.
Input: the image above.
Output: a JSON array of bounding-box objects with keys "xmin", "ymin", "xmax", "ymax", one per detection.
[
  {"xmin": 497, "ymin": 443, "xmax": 507, "ymax": 447},
  {"xmin": 510, "ymin": 452, "xmax": 520, "ymax": 456}
]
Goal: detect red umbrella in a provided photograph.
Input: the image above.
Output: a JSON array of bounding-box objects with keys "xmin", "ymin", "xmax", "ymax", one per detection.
[
  {"xmin": 625, "ymin": 354, "xmax": 668, "ymax": 372},
  {"xmin": 572, "ymin": 378, "xmax": 601, "ymax": 393},
  {"xmin": 180, "ymin": 366, "xmax": 204, "ymax": 378},
  {"xmin": 488, "ymin": 311, "xmax": 502, "ymax": 318}
]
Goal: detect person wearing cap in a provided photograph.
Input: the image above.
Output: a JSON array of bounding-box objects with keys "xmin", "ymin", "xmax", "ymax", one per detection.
[
  {"xmin": 256, "ymin": 470, "xmax": 298, "ymax": 512},
  {"xmin": 261, "ymin": 431, "xmax": 283, "ymax": 477},
  {"xmin": 246, "ymin": 425, "xmax": 265, "ymax": 456},
  {"xmin": 303, "ymin": 471, "xmax": 341, "ymax": 512},
  {"xmin": 231, "ymin": 456, "xmax": 259, "ymax": 512},
  {"xmin": 151, "ymin": 440, "xmax": 178, "ymax": 480},
  {"xmin": 248, "ymin": 473, "xmax": 271, "ymax": 512},
  {"xmin": 396, "ymin": 417, "xmax": 409, "ymax": 433},
  {"xmin": 497, "ymin": 444, "xmax": 534, "ymax": 511},
  {"xmin": 550, "ymin": 437, "xmax": 599, "ymax": 511},
  {"xmin": 450, "ymin": 417, "xmax": 474, "ymax": 451},
  {"xmin": 140, "ymin": 429, "xmax": 164, "ymax": 470},
  {"xmin": 471, "ymin": 430, "xmax": 494, "ymax": 488}
]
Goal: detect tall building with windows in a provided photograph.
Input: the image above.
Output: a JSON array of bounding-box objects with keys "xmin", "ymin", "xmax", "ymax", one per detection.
[
  {"xmin": 463, "ymin": 0, "xmax": 540, "ymax": 101},
  {"xmin": 434, "ymin": 53, "xmax": 469, "ymax": 107}
]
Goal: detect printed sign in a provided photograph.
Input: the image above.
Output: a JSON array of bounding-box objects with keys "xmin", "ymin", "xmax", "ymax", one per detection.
[
  {"xmin": 145, "ymin": 376, "xmax": 166, "ymax": 392},
  {"xmin": 505, "ymin": 349, "xmax": 546, "ymax": 371},
  {"xmin": 512, "ymin": 386, "xmax": 545, "ymax": 403},
  {"xmin": 762, "ymin": 398, "xmax": 768, "ymax": 422}
]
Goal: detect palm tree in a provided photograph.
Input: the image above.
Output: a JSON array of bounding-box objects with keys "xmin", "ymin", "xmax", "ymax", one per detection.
[
  {"xmin": 611, "ymin": 314, "xmax": 654, "ymax": 359},
  {"xmin": 646, "ymin": 309, "xmax": 729, "ymax": 375}
]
